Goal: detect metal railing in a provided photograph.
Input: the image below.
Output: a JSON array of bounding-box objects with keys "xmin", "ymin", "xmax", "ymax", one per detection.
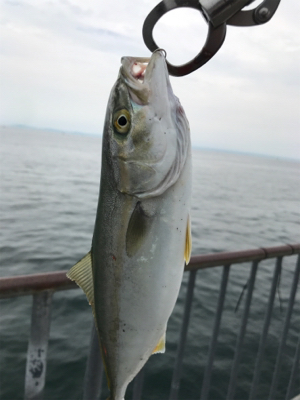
[{"xmin": 0, "ymin": 244, "xmax": 299, "ymax": 400}]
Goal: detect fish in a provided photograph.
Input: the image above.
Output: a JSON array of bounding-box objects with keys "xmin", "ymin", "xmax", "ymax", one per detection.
[{"xmin": 67, "ymin": 50, "xmax": 192, "ymax": 400}]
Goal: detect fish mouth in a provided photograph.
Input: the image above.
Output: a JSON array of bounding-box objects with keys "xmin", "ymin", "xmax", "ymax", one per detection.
[
  {"xmin": 130, "ymin": 58, "xmax": 149, "ymax": 83},
  {"xmin": 120, "ymin": 51, "xmax": 168, "ymax": 105}
]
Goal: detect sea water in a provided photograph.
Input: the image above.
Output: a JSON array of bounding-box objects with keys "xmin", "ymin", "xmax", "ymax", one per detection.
[{"xmin": 0, "ymin": 127, "xmax": 299, "ymax": 399}]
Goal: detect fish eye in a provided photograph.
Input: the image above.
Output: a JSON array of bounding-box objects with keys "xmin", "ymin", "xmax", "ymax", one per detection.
[
  {"xmin": 113, "ymin": 109, "xmax": 131, "ymax": 135},
  {"xmin": 118, "ymin": 115, "xmax": 127, "ymax": 126}
]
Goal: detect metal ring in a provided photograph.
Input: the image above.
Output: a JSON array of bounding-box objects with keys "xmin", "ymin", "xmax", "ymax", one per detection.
[
  {"xmin": 142, "ymin": 0, "xmax": 226, "ymax": 77},
  {"xmin": 153, "ymin": 48, "xmax": 167, "ymax": 58}
]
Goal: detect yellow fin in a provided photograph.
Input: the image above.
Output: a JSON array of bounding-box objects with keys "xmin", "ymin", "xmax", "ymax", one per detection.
[
  {"xmin": 68, "ymin": 253, "xmax": 110, "ymax": 387},
  {"xmin": 67, "ymin": 251, "xmax": 94, "ymax": 311},
  {"xmin": 152, "ymin": 332, "xmax": 166, "ymax": 354},
  {"xmin": 184, "ymin": 214, "xmax": 192, "ymax": 264}
]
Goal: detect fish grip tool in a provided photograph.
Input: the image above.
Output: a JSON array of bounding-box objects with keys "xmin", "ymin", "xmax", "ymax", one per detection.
[{"xmin": 143, "ymin": 0, "xmax": 281, "ymax": 76}]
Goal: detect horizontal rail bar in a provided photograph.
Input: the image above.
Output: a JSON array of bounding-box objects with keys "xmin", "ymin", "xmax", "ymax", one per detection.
[
  {"xmin": 0, "ymin": 244, "xmax": 299, "ymax": 298},
  {"xmin": 0, "ymin": 271, "xmax": 77, "ymax": 298},
  {"xmin": 186, "ymin": 243, "xmax": 300, "ymax": 271}
]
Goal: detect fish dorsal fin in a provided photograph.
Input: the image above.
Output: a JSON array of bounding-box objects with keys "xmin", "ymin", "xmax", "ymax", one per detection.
[
  {"xmin": 152, "ymin": 332, "xmax": 166, "ymax": 354},
  {"xmin": 184, "ymin": 215, "xmax": 192, "ymax": 265},
  {"xmin": 67, "ymin": 251, "xmax": 94, "ymax": 311}
]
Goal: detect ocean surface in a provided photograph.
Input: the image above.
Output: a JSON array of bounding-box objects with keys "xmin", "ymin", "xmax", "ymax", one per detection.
[{"xmin": 0, "ymin": 126, "xmax": 299, "ymax": 400}]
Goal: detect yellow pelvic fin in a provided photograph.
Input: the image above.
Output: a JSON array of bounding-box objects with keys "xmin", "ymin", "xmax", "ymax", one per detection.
[
  {"xmin": 152, "ymin": 332, "xmax": 166, "ymax": 354},
  {"xmin": 67, "ymin": 251, "xmax": 95, "ymax": 313},
  {"xmin": 184, "ymin": 214, "xmax": 192, "ymax": 265}
]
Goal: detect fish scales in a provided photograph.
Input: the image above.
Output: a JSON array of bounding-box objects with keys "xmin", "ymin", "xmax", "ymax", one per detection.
[{"xmin": 67, "ymin": 51, "xmax": 192, "ymax": 400}]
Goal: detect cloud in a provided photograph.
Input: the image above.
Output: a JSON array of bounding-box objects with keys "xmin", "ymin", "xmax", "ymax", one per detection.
[{"xmin": 0, "ymin": 0, "xmax": 299, "ymax": 159}]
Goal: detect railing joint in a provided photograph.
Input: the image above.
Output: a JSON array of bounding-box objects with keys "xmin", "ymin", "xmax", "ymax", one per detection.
[
  {"xmin": 260, "ymin": 247, "xmax": 268, "ymax": 259},
  {"xmin": 286, "ymin": 243, "xmax": 295, "ymax": 255}
]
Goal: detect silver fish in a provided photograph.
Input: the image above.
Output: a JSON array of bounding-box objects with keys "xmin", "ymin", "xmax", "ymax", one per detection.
[{"xmin": 67, "ymin": 50, "xmax": 192, "ymax": 400}]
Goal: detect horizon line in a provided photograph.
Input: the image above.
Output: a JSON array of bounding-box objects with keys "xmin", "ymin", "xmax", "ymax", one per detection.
[{"xmin": 1, "ymin": 124, "xmax": 299, "ymax": 163}]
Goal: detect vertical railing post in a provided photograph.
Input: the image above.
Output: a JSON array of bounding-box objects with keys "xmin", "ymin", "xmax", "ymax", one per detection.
[
  {"xmin": 285, "ymin": 330, "xmax": 300, "ymax": 400},
  {"xmin": 249, "ymin": 256, "xmax": 282, "ymax": 400},
  {"xmin": 268, "ymin": 254, "xmax": 300, "ymax": 400},
  {"xmin": 200, "ymin": 265, "xmax": 230, "ymax": 400},
  {"xmin": 83, "ymin": 322, "xmax": 104, "ymax": 400},
  {"xmin": 132, "ymin": 367, "xmax": 145, "ymax": 400},
  {"xmin": 169, "ymin": 270, "xmax": 197, "ymax": 400},
  {"xmin": 24, "ymin": 290, "xmax": 53, "ymax": 400},
  {"xmin": 226, "ymin": 260, "xmax": 258, "ymax": 400}
]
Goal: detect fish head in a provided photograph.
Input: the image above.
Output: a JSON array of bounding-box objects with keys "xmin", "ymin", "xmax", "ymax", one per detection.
[{"xmin": 103, "ymin": 50, "xmax": 190, "ymax": 198}]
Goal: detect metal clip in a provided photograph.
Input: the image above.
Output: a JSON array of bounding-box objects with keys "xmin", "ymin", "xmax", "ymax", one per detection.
[
  {"xmin": 142, "ymin": 0, "xmax": 226, "ymax": 77},
  {"xmin": 142, "ymin": 0, "xmax": 281, "ymax": 76},
  {"xmin": 227, "ymin": 0, "xmax": 281, "ymax": 26}
]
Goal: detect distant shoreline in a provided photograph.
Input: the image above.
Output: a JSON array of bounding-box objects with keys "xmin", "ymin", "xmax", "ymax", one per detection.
[{"xmin": 1, "ymin": 124, "xmax": 299, "ymax": 163}]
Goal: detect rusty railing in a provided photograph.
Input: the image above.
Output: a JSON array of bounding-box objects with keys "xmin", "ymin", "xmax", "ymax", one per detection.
[{"xmin": 0, "ymin": 244, "xmax": 299, "ymax": 400}]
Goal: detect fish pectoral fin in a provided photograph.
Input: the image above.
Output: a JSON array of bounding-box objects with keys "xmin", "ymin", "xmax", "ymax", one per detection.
[
  {"xmin": 126, "ymin": 201, "xmax": 153, "ymax": 257},
  {"xmin": 66, "ymin": 251, "xmax": 94, "ymax": 309},
  {"xmin": 152, "ymin": 332, "xmax": 166, "ymax": 354},
  {"xmin": 184, "ymin": 214, "xmax": 192, "ymax": 265}
]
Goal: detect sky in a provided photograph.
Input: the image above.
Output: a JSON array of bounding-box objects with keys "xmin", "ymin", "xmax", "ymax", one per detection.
[{"xmin": 0, "ymin": 0, "xmax": 299, "ymax": 159}]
